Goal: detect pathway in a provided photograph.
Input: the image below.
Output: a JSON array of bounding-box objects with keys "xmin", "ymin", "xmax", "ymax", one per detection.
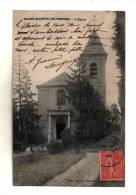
[{"xmin": 45, "ymin": 152, "xmax": 100, "ymax": 186}]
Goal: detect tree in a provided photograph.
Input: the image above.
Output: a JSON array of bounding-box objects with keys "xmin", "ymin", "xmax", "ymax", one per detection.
[
  {"xmin": 67, "ymin": 58, "xmax": 88, "ymax": 117},
  {"xmin": 110, "ymin": 104, "xmax": 121, "ymax": 131},
  {"xmin": 67, "ymin": 58, "xmax": 112, "ymax": 143},
  {"xmin": 13, "ymin": 55, "xmax": 44, "ymax": 151},
  {"xmin": 66, "ymin": 58, "xmax": 89, "ymax": 143},
  {"xmin": 13, "ymin": 98, "xmax": 21, "ymax": 150},
  {"xmin": 112, "ymin": 12, "xmax": 125, "ymax": 125}
]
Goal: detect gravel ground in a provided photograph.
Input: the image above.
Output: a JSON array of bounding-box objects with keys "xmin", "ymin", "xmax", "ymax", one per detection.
[{"xmin": 45, "ymin": 152, "xmax": 99, "ymax": 186}]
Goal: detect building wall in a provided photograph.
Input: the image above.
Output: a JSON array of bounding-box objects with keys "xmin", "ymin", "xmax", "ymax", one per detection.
[
  {"xmin": 38, "ymin": 88, "xmax": 48, "ymax": 137},
  {"xmin": 38, "ymin": 86, "xmax": 72, "ymax": 138},
  {"xmin": 81, "ymin": 54, "xmax": 107, "ymax": 103},
  {"xmin": 38, "ymin": 53, "xmax": 107, "ymax": 141}
]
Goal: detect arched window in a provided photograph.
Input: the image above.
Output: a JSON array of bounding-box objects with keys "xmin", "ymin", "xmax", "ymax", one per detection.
[
  {"xmin": 90, "ymin": 63, "xmax": 97, "ymax": 78},
  {"xmin": 57, "ymin": 90, "xmax": 66, "ymax": 106}
]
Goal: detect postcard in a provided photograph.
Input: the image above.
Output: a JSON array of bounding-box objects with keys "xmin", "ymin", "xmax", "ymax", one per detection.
[{"xmin": 13, "ymin": 10, "xmax": 125, "ymax": 187}]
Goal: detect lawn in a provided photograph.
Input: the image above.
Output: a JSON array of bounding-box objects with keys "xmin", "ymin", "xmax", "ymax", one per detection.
[{"xmin": 13, "ymin": 150, "xmax": 85, "ymax": 186}]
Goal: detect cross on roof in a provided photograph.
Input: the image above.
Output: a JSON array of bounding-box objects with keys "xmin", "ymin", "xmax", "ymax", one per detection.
[{"xmin": 92, "ymin": 15, "xmax": 96, "ymax": 32}]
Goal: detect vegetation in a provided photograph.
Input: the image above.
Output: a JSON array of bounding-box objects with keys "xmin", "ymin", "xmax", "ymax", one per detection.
[
  {"xmin": 66, "ymin": 58, "xmax": 121, "ymax": 144},
  {"xmin": 112, "ymin": 12, "xmax": 125, "ymax": 138},
  {"xmin": 47, "ymin": 140, "xmax": 64, "ymax": 154},
  {"xmin": 13, "ymin": 56, "xmax": 44, "ymax": 151},
  {"xmin": 13, "ymin": 151, "xmax": 85, "ymax": 186},
  {"xmin": 61, "ymin": 128, "xmax": 74, "ymax": 148}
]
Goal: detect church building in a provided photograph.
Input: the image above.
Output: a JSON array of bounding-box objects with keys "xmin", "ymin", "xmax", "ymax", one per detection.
[{"xmin": 37, "ymin": 31, "xmax": 108, "ymax": 143}]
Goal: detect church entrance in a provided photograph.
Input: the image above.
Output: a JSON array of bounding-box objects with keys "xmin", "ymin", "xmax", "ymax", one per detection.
[
  {"xmin": 47, "ymin": 111, "xmax": 70, "ymax": 143},
  {"xmin": 56, "ymin": 122, "xmax": 66, "ymax": 139},
  {"xmin": 56, "ymin": 116, "xmax": 66, "ymax": 139}
]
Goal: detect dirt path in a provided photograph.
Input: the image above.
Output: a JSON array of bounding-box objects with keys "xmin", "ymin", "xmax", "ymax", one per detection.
[{"xmin": 45, "ymin": 152, "xmax": 100, "ymax": 186}]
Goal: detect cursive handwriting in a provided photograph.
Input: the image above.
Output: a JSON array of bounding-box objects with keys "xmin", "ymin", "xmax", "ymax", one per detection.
[
  {"xmin": 25, "ymin": 55, "xmax": 63, "ymax": 71},
  {"xmin": 14, "ymin": 15, "xmax": 107, "ymax": 72}
]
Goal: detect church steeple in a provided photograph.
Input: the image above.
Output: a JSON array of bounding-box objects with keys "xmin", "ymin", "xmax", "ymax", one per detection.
[
  {"xmin": 80, "ymin": 27, "xmax": 108, "ymax": 104},
  {"xmin": 82, "ymin": 30, "xmax": 107, "ymax": 55}
]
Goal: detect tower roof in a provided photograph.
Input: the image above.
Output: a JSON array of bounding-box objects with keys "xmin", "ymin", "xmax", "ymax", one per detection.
[{"xmin": 81, "ymin": 30, "xmax": 107, "ymax": 55}]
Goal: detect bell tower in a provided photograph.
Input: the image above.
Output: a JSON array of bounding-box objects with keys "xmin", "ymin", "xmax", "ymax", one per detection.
[{"xmin": 80, "ymin": 30, "xmax": 108, "ymax": 104}]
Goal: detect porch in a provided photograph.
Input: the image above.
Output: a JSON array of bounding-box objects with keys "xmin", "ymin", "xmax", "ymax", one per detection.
[{"xmin": 47, "ymin": 110, "xmax": 71, "ymax": 143}]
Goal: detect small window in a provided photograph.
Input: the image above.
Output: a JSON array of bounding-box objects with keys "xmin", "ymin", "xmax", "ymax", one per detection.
[
  {"xmin": 57, "ymin": 90, "xmax": 66, "ymax": 106},
  {"xmin": 90, "ymin": 63, "xmax": 97, "ymax": 78}
]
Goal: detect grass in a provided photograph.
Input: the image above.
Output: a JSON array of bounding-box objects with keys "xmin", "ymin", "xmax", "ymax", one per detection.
[
  {"xmin": 13, "ymin": 150, "xmax": 85, "ymax": 186},
  {"xmin": 13, "ymin": 135, "xmax": 125, "ymax": 186}
]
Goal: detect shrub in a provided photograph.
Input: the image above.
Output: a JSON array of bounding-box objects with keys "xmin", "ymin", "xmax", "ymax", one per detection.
[
  {"xmin": 47, "ymin": 140, "xmax": 64, "ymax": 154},
  {"xmin": 61, "ymin": 128, "xmax": 74, "ymax": 148},
  {"xmin": 13, "ymin": 141, "xmax": 26, "ymax": 151}
]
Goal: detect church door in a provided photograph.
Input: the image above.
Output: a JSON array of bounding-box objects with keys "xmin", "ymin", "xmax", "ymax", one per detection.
[{"xmin": 56, "ymin": 116, "xmax": 66, "ymax": 139}]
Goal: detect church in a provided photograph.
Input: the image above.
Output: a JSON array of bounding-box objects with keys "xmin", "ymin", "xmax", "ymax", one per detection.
[{"xmin": 37, "ymin": 30, "xmax": 108, "ymax": 143}]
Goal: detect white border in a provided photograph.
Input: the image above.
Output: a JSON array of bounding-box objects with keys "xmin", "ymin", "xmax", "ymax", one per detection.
[{"xmin": 0, "ymin": 0, "xmax": 136, "ymax": 195}]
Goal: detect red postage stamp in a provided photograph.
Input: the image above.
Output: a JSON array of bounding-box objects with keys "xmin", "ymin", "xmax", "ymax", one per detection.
[{"xmin": 100, "ymin": 150, "xmax": 125, "ymax": 181}]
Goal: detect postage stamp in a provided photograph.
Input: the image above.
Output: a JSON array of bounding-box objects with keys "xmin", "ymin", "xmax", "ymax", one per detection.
[{"xmin": 100, "ymin": 150, "xmax": 125, "ymax": 181}]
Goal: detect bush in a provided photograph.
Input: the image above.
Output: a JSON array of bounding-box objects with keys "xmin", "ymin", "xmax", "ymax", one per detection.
[
  {"xmin": 47, "ymin": 140, "xmax": 64, "ymax": 154},
  {"xmin": 76, "ymin": 103, "xmax": 121, "ymax": 144},
  {"xmin": 13, "ymin": 141, "xmax": 26, "ymax": 151},
  {"xmin": 61, "ymin": 128, "xmax": 74, "ymax": 148}
]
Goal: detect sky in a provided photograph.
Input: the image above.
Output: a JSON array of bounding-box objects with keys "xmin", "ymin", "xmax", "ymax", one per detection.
[{"xmin": 13, "ymin": 11, "xmax": 119, "ymax": 106}]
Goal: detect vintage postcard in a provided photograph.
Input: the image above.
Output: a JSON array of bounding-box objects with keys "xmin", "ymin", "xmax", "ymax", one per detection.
[{"xmin": 13, "ymin": 11, "xmax": 125, "ymax": 186}]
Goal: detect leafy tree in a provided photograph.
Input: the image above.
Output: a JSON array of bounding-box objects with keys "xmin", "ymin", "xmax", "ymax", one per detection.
[
  {"xmin": 109, "ymin": 104, "xmax": 121, "ymax": 130},
  {"xmin": 67, "ymin": 58, "xmax": 121, "ymax": 144},
  {"xmin": 66, "ymin": 58, "xmax": 88, "ymax": 118},
  {"xmin": 13, "ymin": 56, "xmax": 44, "ymax": 151},
  {"xmin": 66, "ymin": 58, "xmax": 89, "ymax": 143},
  {"xmin": 112, "ymin": 12, "xmax": 125, "ymax": 125},
  {"xmin": 67, "ymin": 58, "xmax": 107, "ymax": 143},
  {"xmin": 13, "ymin": 98, "xmax": 21, "ymax": 150}
]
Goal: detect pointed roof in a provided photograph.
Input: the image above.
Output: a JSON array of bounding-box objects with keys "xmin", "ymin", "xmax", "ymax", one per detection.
[
  {"xmin": 81, "ymin": 30, "xmax": 107, "ymax": 55},
  {"xmin": 37, "ymin": 72, "xmax": 69, "ymax": 88}
]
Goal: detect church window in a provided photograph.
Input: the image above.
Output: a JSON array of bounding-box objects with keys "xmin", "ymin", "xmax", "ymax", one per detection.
[
  {"xmin": 90, "ymin": 63, "xmax": 97, "ymax": 78},
  {"xmin": 57, "ymin": 90, "xmax": 66, "ymax": 106}
]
